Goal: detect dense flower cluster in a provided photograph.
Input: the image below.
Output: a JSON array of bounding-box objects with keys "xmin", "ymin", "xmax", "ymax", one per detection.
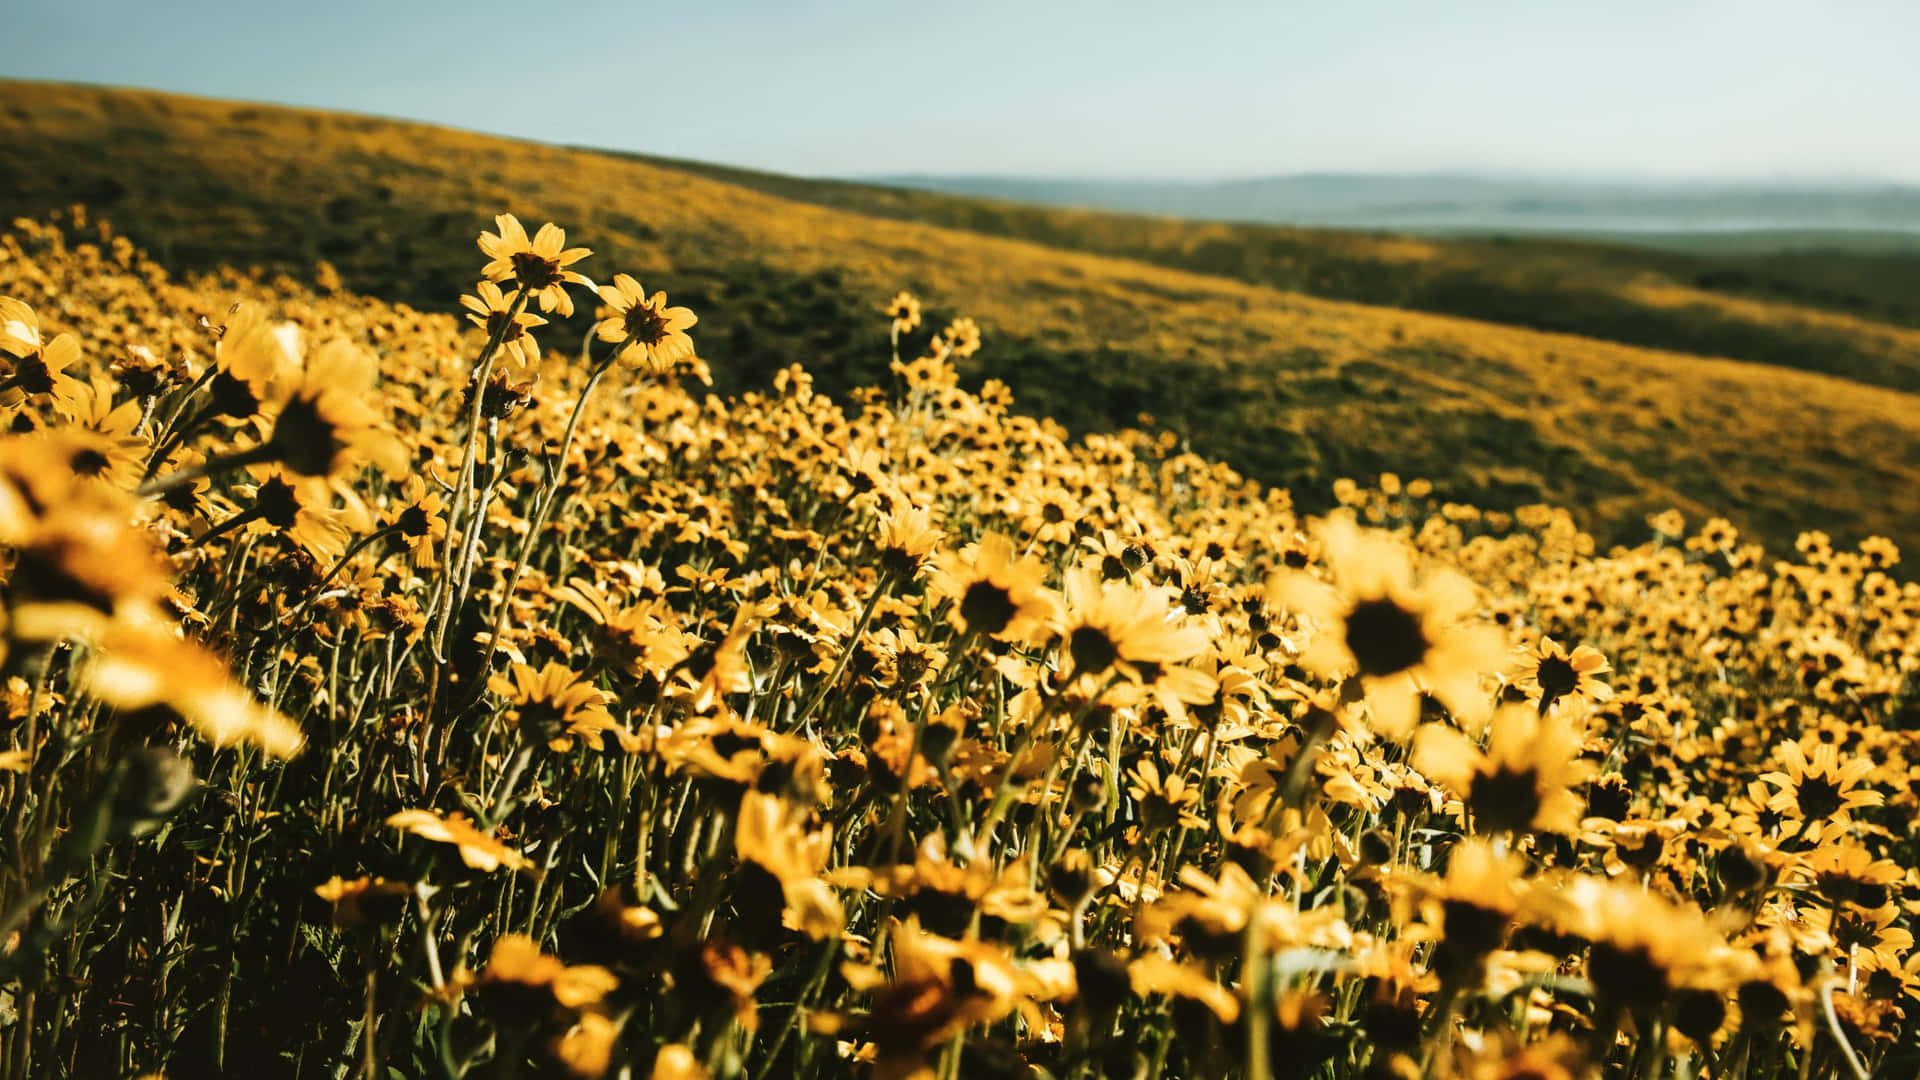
[{"xmin": 0, "ymin": 210, "xmax": 1915, "ymax": 1080}]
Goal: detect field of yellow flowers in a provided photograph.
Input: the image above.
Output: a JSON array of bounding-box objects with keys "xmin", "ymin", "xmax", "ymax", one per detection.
[{"xmin": 0, "ymin": 209, "xmax": 1916, "ymax": 1080}]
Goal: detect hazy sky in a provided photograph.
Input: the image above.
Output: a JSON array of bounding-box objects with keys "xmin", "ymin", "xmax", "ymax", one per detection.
[{"xmin": 7, "ymin": 0, "xmax": 1917, "ymax": 181}]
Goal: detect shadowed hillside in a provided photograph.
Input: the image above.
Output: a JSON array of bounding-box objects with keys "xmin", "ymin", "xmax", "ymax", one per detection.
[{"xmin": 3, "ymin": 80, "xmax": 1918, "ymax": 550}]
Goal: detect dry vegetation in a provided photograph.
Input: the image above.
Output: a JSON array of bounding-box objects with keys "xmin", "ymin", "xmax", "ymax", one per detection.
[
  {"xmin": 3, "ymin": 82, "xmax": 1918, "ymax": 551},
  {"xmin": 0, "ymin": 203, "xmax": 1916, "ymax": 1080}
]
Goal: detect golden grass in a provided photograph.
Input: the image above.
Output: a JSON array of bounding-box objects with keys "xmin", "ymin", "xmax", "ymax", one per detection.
[{"xmin": 2, "ymin": 80, "xmax": 1916, "ymax": 553}]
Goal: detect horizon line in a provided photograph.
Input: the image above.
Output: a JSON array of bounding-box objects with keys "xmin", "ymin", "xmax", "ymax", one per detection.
[{"xmin": 12, "ymin": 77, "xmax": 1920, "ymax": 194}]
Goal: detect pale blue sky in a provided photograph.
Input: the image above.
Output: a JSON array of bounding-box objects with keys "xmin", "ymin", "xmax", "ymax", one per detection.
[{"xmin": 6, "ymin": 0, "xmax": 1916, "ymax": 181}]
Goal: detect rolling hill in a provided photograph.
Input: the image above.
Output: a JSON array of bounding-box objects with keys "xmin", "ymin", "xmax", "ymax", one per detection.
[
  {"xmin": 601, "ymin": 154, "xmax": 1920, "ymax": 390},
  {"xmin": 2, "ymin": 79, "xmax": 1918, "ymax": 551}
]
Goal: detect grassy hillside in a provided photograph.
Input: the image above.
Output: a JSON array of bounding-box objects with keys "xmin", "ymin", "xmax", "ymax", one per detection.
[
  {"xmin": 3, "ymin": 80, "xmax": 1918, "ymax": 550},
  {"xmin": 608, "ymin": 154, "xmax": 1920, "ymax": 384}
]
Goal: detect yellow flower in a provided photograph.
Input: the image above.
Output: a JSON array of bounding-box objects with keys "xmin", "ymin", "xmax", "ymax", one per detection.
[
  {"xmin": 1401, "ymin": 838, "xmax": 1528, "ymax": 980},
  {"xmin": 51, "ymin": 375, "xmax": 149, "ymax": 490},
  {"xmin": 313, "ymin": 876, "xmax": 411, "ymax": 928},
  {"xmin": 1811, "ymin": 903, "xmax": 1914, "ymax": 973},
  {"xmin": 1452, "ymin": 1034, "xmax": 1591, "ymax": 1080},
  {"xmin": 488, "ymin": 661, "xmax": 621, "ymax": 751},
  {"xmin": 675, "ymin": 602, "xmax": 760, "ymax": 713},
  {"xmin": 1126, "ymin": 757, "xmax": 1206, "ymax": 831},
  {"xmin": 205, "ymin": 303, "xmax": 294, "ymax": 420},
  {"xmin": 875, "ymin": 500, "xmax": 943, "ymax": 582},
  {"xmin": 832, "ymin": 834, "xmax": 1048, "ymax": 933},
  {"xmin": 460, "ymin": 279, "xmax": 547, "ymax": 370},
  {"xmin": 593, "ymin": 274, "xmax": 698, "ymax": 373},
  {"xmin": 0, "ymin": 296, "xmax": 83, "ymax": 403},
  {"xmin": 649, "ymin": 1044, "xmax": 710, "ymax": 1080},
  {"xmin": 1515, "ymin": 637, "xmax": 1612, "ymax": 712},
  {"xmin": 264, "ymin": 338, "xmax": 407, "ymax": 479},
  {"xmin": 830, "ymin": 917, "xmax": 1031, "ymax": 1072},
  {"xmin": 230, "ymin": 464, "xmax": 359, "ymax": 562},
  {"xmin": 385, "ymin": 808, "xmax": 531, "ymax": 873},
  {"xmin": 553, "ymin": 1012, "xmax": 620, "ymax": 1078},
  {"xmin": 84, "ymin": 627, "xmax": 306, "ymax": 757},
  {"xmin": 2, "ymin": 474, "xmax": 170, "ymax": 642},
  {"xmin": 932, "ymin": 532, "xmax": 1057, "ymax": 646},
  {"xmin": 1759, "ymin": 741, "xmax": 1882, "ymax": 845},
  {"xmin": 1058, "ymin": 567, "xmax": 1211, "ymax": 682},
  {"xmin": 1793, "ymin": 844, "xmax": 1903, "ymax": 909},
  {"xmin": 550, "ymin": 577, "xmax": 690, "ymax": 683},
  {"xmin": 1272, "ymin": 516, "xmax": 1505, "ymax": 738},
  {"xmin": 937, "ymin": 317, "xmax": 981, "ymax": 359},
  {"xmin": 1527, "ymin": 874, "xmax": 1735, "ymax": 1013},
  {"xmin": 884, "ymin": 291, "xmax": 922, "ymax": 334},
  {"xmin": 1414, "ymin": 704, "xmax": 1591, "ymax": 835},
  {"xmin": 1128, "ymin": 952, "xmax": 1239, "ymax": 1022},
  {"xmin": 733, "ymin": 791, "xmax": 844, "ymax": 940},
  {"xmin": 478, "ymin": 933, "xmax": 618, "ymax": 1010},
  {"xmin": 477, "ymin": 213, "xmax": 594, "ymax": 316},
  {"xmin": 384, "ymin": 475, "xmax": 448, "ymax": 568}
]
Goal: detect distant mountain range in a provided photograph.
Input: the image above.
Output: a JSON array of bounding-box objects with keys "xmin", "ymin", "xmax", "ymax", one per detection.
[{"xmin": 858, "ymin": 173, "xmax": 1920, "ymax": 235}]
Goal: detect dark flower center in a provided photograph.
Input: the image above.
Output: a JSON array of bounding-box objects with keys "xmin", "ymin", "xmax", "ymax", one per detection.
[
  {"xmin": 517, "ymin": 700, "xmax": 568, "ymax": 739},
  {"xmin": 13, "ymin": 545, "xmax": 116, "ymax": 613},
  {"xmin": 1827, "ymin": 911, "xmax": 1880, "ymax": 952},
  {"xmin": 959, "ymin": 581, "xmax": 1017, "ymax": 636},
  {"xmin": 396, "ymin": 505, "xmax": 433, "ymax": 538},
  {"xmin": 1069, "ymin": 625, "xmax": 1121, "ymax": 674},
  {"xmin": 710, "ymin": 732, "xmax": 758, "ymax": 759},
  {"xmin": 1716, "ymin": 845, "xmax": 1768, "ymax": 894},
  {"xmin": 255, "ymin": 476, "xmax": 302, "ymax": 529},
  {"xmin": 1794, "ymin": 774, "xmax": 1844, "ymax": 821},
  {"xmin": 68, "ymin": 447, "xmax": 112, "ymax": 478},
  {"xmin": 1469, "ymin": 767, "xmax": 1543, "ymax": 834},
  {"xmin": 1535, "ymin": 654, "xmax": 1579, "ymax": 703},
  {"xmin": 270, "ymin": 393, "xmax": 343, "ymax": 476},
  {"xmin": 1737, "ymin": 980, "xmax": 1789, "ymax": 1025},
  {"xmin": 506, "ymin": 249, "xmax": 560, "ymax": 290},
  {"xmin": 1345, "ymin": 597, "xmax": 1428, "ymax": 678},
  {"xmin": 907, "ymin": 888, "xmax": 974, "ymax": 939},
  {"xmin": 209, "ymin": 369, "xmax": 262, "ymax": 418},
  {"xmin": 1440, "ymin": 899, "xmax": 1510, "ymax": 959},
  {"xmin": 1618, "ymin": 830, "xmax": 1664, "ymax": 869},
  {"xmin": 878, "ymin": 545, "xmax": 922, "ymax": 581},
  {"xmin": 623, "ymin": 303, "xmax": 670, "ymax": 345},
  {"xmin": 1588, "ymin": 941, "xmax": 1670, "ymax": 1008},
  {"xmin": 1672, "ymin": 987, "xmax": 1727, "ymax": 1043},
  {"xmin": 509, "ymin": 251, "xmax": 562, "ymax": 290},
  {"xmin": 14, "ymin": 355, "xmax": 55, "ymax": 395},
  {"xmin": 487, "ymin": 310, "xmax": 527, "ymax": 342},
  {"xmin": 1586, "ymin": 777, "xmax": 1631, "ymax": 821},
  {"xmin": 1814, "ymin": 871, "xmax": 1864, "ymax": 906},
  {"xmin": 160, "ymin": 483, "xmax": 203, "ymax": 514}
]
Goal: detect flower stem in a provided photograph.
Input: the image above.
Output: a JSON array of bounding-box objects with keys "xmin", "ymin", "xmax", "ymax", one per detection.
[{"xmin": 137, "ymin": 441, "xmax": 278, "ymax": 498}]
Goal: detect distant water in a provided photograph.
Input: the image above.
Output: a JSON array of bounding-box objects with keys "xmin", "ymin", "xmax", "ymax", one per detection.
[
  {"xmin": 867, "ymin": 174, "xmax": 1920, "ymax": 242},
  {"xmin": 1316, "ymin": 213, "xmax": 1920, "ymax": 235}
]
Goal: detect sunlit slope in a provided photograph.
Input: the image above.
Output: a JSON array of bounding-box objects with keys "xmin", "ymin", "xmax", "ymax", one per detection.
[
  {"xmin": 609, "ymin": 156, "xmax": 1920, "ymax": 390},
  {"xmin": 3, "ymin": 80, "xmax": 1916, "ymax": 547}
]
